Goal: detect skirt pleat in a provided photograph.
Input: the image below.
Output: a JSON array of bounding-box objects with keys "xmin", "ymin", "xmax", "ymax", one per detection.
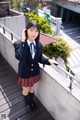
[{"xmin": 17, "ymin": 74, "xmax": 40, "ymax": 87}]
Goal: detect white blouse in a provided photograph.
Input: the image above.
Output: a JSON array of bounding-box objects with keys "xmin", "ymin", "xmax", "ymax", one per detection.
[{"xmin": 27, "ymin": 40, "xmax": 36, "ymax": 59}]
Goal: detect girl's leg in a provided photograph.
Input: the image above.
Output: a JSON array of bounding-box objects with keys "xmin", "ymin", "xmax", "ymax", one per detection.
[
  {"xmin": 30, "ymin": 83, "xmax": 37, "ymax": 93},
  {"xmin": 22, "ymin": 86, "xmax": 30, "ymax": 95},
  {"xmin": 22, "ymin": 86, "xmax": 33, "ymax": 111},
  {"xmin": 29, "ymin": 83, "xmax": 37, "ymax": 108}
]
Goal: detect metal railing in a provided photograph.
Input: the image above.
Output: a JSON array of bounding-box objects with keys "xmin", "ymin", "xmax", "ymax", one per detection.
[
  {"xmin": 57, "ymin": 65, "xmax": 80, "ymax": 89},
  {"xmin": 43, "ymin": 59, "xmax": 80, "ymax": 90},
  {"xmin": 0, "ymin": 24, "xmax": 21, "ymax": 41},
  {"xmin": 0, "ymin": 23, "xmax": 80, "ymax": 90}
]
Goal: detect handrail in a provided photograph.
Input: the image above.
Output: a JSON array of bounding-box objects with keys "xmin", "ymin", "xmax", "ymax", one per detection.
[
  {"xmin": 0, "ymin": 24, "xmax": 80, "ymax": 90},
  {"xmin": 0, "ymin": 24, "xmax": 21, "ymax": 40},
  {"xmin": 57, "ymin": 65, "xmax": 79, "ymax": 82},
  {"xmin": 52, "ymin": 64, "xmax": 80, "ymax": 90},
  {"xmin": 57, "ymin": 65, "xmax": 80, "ymax": 90},
  {"xmin": 43, "ymin": 54, "xmax": 80, "ymax": 90}
]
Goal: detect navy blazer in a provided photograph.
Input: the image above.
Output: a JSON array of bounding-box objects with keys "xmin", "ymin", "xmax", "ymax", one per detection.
[{"xmin": 14, "ymin": 41, "xmax": 50, "ymax": 78}]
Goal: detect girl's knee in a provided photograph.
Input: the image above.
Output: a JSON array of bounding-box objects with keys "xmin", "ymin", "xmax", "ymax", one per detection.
[
  {"xmin": 30, "ymin": 89, "xmax": 34, "ymax": 93},
  {"xmin": 30, "ymin": 83, "xmax": 37, "ymax": 93},
  {"xmin": 22, "ymin": 86, "xmax": 30, "ymax": 95}
]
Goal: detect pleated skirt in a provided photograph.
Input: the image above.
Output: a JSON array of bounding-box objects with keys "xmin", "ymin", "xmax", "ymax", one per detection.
[{"xmin": 17, "ymin": 74, "xmax": 40, "ymax": 87}]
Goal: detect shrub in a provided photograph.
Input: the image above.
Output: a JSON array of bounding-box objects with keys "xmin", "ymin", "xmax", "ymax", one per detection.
[
  {"xmin": 43, "ymin": 38, "xmax": 72, "ymax": 66},
  {"xmin": 41, "ymin": 24, "xmax": 52, "ymax": 34},
  {"xmin": 27, "ymin": 12, "xmax": 52, "ymax": 34}
]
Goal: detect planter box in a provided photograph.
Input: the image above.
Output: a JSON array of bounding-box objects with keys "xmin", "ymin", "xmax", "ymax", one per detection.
[{"xmin": 40, "ymin": 32, "xmax": 57, "ymax": 46}]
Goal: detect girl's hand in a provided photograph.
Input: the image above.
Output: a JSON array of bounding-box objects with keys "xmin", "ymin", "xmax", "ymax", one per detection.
[
  {"xmin": 48, "ymin": 59, "xmax": 58, "ymax": 65},
  {"xmin": 22, "ymin": 29, "xmax": 26, "ymax": 42}
]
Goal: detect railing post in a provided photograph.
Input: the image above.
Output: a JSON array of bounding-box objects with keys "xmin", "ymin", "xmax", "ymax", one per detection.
[
  {"xmin": 69, "ymin": 78, "xmax": 73, "ymax": 90},
  {"xmin": 11, "ymin": 33, "xmax": 13, "ymax": 40},
  {"xmin": 55, "ymin": 18, "xmax": 62, "ymax": 35},
  {"xmin": 43, "ymin": 64, "xmax": 45, "ymax": 68},
  {"xmin": 3, "ymin": 27, "xmax": 5, "ymax": 34},
  {"xmin": 50, "ymin": 15, "xmax": 62, "ymax": 35},
  {"xmin": 68, "ymin": 68, "xmax": 75, "ymax": 90}
]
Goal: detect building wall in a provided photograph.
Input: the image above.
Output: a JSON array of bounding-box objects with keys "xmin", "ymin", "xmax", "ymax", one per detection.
[
  {"xmin": 0, "ymin": 15, "xmax": 27, "ymax": 37},
  {"xmin": 52, "ymin": 0, "xmax": 80, "ymax": 14},
  {"xmin": 50, "ymin": 2, "xmax": 80, "ymax": 22}
]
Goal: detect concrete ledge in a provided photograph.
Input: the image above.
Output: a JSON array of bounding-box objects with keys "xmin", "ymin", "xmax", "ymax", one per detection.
[
  {"xmin": 0, "ymin": 31, "xmax": 80, "ymax": 120},
  {"xmin": 9, "ymin": 9, "xmax": 23, "ymax": 16}
]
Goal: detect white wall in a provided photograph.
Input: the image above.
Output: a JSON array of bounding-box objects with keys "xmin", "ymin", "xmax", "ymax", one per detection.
[
  {"xmin": 0, "ymin": 30, "xmax": 80, "ymax": 120},
  {"xmin": 35, "ymin": 65, "xmax": 80, "ymax": 120},
  {"xmin": 0, "ymin": 32, "xmax": 18, "ymax": 73},
  {"xmin": 0, "ymin": 15, "xmax": 26, "ymax": 38}
]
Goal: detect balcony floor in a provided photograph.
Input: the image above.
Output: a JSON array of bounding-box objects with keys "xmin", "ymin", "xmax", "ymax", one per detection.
[{"xmin": 0, "ymin": 54, "xmax": 55, "ymax": 120}]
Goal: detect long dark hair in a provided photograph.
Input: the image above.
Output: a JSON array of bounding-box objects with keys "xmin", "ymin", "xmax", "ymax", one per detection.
[{"xmin": 25, "ymin": 20, "xmax": 40, "ymax": 41}]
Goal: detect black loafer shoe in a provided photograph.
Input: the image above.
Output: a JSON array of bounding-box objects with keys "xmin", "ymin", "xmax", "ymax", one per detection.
[
  {"xmin": 26, "ymin": 104, "xmax": 34, "ymax": 112},
  {"xmin": 31, "ymin": 101, "xmax": 37, "ymax": 109}
]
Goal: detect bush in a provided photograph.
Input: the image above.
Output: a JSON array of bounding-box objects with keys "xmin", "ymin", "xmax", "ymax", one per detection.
[
  {"xmin": 28, "ymin": 12, "xmax": 52, "ymax": 34},
  {"xmin": 43, "ymin": 38, "xmax": 72, "ymax": 66},
  {"xmin": 41, "ymin": 24, "xmax": 52, "ymax": 34}
]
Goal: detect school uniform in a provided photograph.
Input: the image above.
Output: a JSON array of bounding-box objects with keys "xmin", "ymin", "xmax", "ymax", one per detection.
[{"xmin": 14, "ymin": 40, "xmax": 50, "ymax": 87}]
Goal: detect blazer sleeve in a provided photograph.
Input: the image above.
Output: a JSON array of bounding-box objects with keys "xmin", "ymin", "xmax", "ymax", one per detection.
[
  {"xmin": 13, "ymin": 41, "xmax": 26, "ymax": 61},
  {"xmin": 38, "ymin": 43, "xmax": 50, "ymax": 65}
]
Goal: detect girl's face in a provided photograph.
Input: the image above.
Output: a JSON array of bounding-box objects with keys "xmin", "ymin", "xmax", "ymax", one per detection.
[{"xmin": 27, "ymin": 27, "xmax": 39, "ymax": 41}]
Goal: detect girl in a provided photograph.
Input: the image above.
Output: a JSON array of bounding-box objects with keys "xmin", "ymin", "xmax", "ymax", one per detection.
[{"xmin": 14, "ymin": 20, "xmax": 58, "ymax": 112}]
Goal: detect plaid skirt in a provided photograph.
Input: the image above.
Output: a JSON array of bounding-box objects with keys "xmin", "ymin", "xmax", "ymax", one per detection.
[{"xmin": 17, "ymin": 74, "xmax": 40, "ymax": 87}]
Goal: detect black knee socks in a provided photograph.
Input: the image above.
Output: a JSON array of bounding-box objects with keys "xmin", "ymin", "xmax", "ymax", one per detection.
[
  {"xmin": 29, "ymin": 92, "xmax": 37, "ymax": 108},
  {"xmin": 23, "ymin": 94, "xmax": 29, "ymax": 106},
  {"xmin": 23, "ymin": 94, "xmax": 34, "ymax": 111},
  {"xmin": 29, "ymin": 92, "xmax": 34, "ymax": 102}
]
